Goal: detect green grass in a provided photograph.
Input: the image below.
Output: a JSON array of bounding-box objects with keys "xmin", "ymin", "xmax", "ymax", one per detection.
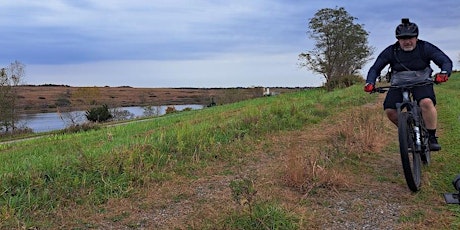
[
  {"xmin": 219, "ymin": 201, "xmax": 299, "ymax": 230},
  {"xmin": 427, "ymin": 72, "xmax": 460, "ymax": 227},
  {"xmin": 2, "ymin": 73, "xmax": 460, "ymax": 228}
]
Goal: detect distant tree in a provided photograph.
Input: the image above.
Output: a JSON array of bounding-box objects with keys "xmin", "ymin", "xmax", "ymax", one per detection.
[
  {"xmin": 299, "ymin": 7, "xmax": 373, "ymax": 89},
  {"xmin": 0, "ymin": 61, "xmax": 26, "ymax": 133}
]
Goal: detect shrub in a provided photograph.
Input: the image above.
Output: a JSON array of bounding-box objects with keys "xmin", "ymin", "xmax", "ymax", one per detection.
[
  {"xmin": 225, "ymin": 178, "xmax": 298, "ymax": 229},
  {"xmin": 165, "ymin": 106, "xmax": 177, "ymax": 114},
  {"xmin": 61, "ymin": 122, "xmax": 100, "ymax": 134},
  {"xmin": 85, "ymin": 104, "xmax": 113, "ymax": 122}
]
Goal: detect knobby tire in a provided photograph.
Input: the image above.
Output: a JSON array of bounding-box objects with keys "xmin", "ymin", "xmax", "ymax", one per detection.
[{"xmin": 398, "ymin": 112, "xmax": 422, "ymax": 192}]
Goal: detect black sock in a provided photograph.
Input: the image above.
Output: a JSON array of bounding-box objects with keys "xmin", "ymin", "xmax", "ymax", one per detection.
[{"xmin": 427, "ymin": 129, "xmax": 436, "ymax": 137}]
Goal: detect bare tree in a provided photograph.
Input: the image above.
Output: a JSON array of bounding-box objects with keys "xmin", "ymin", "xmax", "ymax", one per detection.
[
  {"xmin": 0, "ymin": 68, "xmax": 13, "ymax": 132},
  {"xmin": 143, "ymin": 105, "xmax": 162, "ymax": 117},
  {"xmin": 0, "ymin": 61, "xmax": 26, "ymax": 133},
  {"xmin": 7, "ymin": 61, "xmax": 25, "ymax": 131},
  {"xmin": 299, "ymin": 7, "xmax": 374, "ymax": 88}
]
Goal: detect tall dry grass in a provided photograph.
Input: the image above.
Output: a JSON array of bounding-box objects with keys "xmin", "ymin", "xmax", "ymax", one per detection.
[
  {"xmin": 283, "ymin": 101, "xmax": 395, "ymax": 195},
  {"xmin": 336, "ymin": 105, "xmax": 394, "ymax": 156}
]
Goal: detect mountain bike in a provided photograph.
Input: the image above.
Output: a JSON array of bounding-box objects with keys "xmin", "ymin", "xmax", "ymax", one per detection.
[{"xmin": 372, "ymin": 80, "xmax": 433, "ymax": 192}]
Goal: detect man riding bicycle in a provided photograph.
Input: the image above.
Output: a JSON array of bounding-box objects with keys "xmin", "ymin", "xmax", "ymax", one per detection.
[{"xmin": 364, "ymin": 18, "xmax": 453, "ymax": 151}]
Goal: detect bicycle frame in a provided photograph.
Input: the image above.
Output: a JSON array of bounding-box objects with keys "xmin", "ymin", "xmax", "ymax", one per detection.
[
  {"xmin": 396, "ymin": 89, "xmax": 424, "ymax": 152},
  {"xmin": 374, "ymin": 80, "xmax": 433, "ymax": 154}
]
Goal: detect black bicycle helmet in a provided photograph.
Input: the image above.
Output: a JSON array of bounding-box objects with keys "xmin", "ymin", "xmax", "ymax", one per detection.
[{"xmin": 395, "ymin": 18, "xmax": 419, "ymax": 38}]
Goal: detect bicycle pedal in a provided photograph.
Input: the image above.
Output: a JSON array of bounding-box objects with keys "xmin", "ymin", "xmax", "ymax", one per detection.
[{"xmin": 444, "ymin": 193, "xmax": 460, "ymax": 204}]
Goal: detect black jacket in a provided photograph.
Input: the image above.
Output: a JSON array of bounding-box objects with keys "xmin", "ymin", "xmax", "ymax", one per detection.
[{"xmin": 366, "ymin": 40, "xmax": 452, "ymax": 84}]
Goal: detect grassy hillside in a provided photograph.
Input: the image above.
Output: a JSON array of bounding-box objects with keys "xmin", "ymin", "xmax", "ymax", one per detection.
[{"xmin": 1, "ymin": 74, "xmax": 460, "ymax": 229}]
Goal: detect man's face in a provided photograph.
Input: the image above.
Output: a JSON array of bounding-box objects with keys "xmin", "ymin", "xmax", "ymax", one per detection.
[{"xmin": 398, "ymin": 36, "xmax": 417, "ymax": 51}]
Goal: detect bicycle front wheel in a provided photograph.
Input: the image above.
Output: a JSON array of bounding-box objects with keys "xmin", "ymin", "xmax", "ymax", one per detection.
[{"xmin": 398, "ymin": 112, "xmax": 422, "ymax": 192}]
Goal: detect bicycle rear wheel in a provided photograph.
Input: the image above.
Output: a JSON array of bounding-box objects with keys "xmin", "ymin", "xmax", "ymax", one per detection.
[{"xmin": 398, "ymin": 112, "xmax": 422, "ymax": 192}]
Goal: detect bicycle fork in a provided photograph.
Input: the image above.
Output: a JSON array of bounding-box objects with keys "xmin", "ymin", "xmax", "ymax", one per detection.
[
  {"xmin": 411, "ymin": 106, "xmax": 424, "ymax": 152},
  {"xmin": 413, "ymin": 124, "xmax": 422, "ymax": 151},
  {"xmin": 401, "ymin": 91, "xmax": 423, "ymax": 152}
]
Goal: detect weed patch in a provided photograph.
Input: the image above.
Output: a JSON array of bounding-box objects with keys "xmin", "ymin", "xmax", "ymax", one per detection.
[{"xmin": 224, "ymin": 177, "xmax": 298, "ymax": 230}]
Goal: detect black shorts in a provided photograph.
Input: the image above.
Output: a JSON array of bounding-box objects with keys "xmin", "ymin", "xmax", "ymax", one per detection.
[{"xmin": 383, "ymin": 84, "xmax": 436, "ymax": 110}]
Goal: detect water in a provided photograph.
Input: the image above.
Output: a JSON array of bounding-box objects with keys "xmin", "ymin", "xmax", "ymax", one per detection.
[{"xmin": 18, "ymin": 104, "xmax": 203, "ymax": 133}]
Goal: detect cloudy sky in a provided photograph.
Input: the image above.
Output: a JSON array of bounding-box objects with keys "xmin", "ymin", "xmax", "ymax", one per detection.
[{"xmin": 1, "ymin": 0, "xmax": 459, "ymax": 88}]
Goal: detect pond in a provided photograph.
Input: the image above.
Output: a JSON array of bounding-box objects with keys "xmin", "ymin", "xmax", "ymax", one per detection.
[{"xmin": 18, "ymin": 104, "xmax": 203, "ymax": 133}]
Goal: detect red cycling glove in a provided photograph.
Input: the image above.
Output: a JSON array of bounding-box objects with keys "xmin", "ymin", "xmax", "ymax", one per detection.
[
  {"xmin": 434, "ymin": 72, "xmax": 449, "ymax": 84},
  {"xmin": 364, "ymin": 83, "xmax": 374, "ymax": 93}
]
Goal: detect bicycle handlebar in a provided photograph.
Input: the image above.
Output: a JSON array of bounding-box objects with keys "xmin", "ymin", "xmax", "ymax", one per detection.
[{"xmin": 371, "ymin": 79, "xmax": 434, "ymax": 94}]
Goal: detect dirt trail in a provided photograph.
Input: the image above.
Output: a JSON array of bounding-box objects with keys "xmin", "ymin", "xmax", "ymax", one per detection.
[{"xmin": 54, "ymin": 94, "xmax": 453, "ymax": 229}]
